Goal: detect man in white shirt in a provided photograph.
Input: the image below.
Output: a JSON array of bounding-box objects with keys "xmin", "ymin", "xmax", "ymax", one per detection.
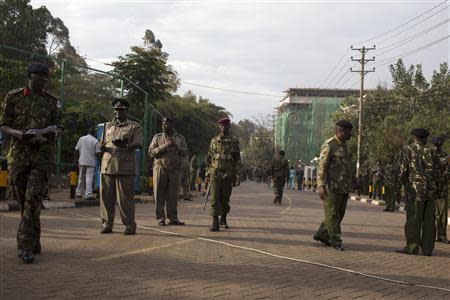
[{"xmin": 74, "ymin": 127, "xmax": 101, "ymax": 200}]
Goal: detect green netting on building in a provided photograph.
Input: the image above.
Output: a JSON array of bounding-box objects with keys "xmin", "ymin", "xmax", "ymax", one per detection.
[{"xmin": 275, "ymin": 89, "xmax": 358, "ymax": 164}]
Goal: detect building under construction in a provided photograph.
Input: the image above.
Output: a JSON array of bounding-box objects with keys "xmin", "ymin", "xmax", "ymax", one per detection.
[{"xmin": 275, "ymin": 88, "xmax": 359, "ymax": 164}]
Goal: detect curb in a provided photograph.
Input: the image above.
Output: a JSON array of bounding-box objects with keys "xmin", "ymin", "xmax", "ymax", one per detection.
[
  {"xmin": 0, "ymin": 197, "xmax": 154, "ymax": 212},
  {"xmin": 350, "ymin": 195, "xmax": 387, "ymax": 207}
]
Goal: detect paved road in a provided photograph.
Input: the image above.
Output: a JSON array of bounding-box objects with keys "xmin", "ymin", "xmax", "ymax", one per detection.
[{"xmin": 1, "ymin": 182, "xmax": 449, "ymax": 299}]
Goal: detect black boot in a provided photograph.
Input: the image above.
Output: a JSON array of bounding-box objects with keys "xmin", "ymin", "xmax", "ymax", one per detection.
[
  {"xmin": 220, "ymin": 215, "xmax": 229, "ymax": 229},
  {"xmin": 210, "ymin": 216, "xmax": 220, "ymax": 232}
]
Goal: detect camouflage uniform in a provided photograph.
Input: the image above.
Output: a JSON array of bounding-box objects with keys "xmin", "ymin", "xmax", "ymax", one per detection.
[
  {"xmin": 206, "ymin": 134, "xmax": 241, "ymax": 217},
  {"xmin": 383, "ymin": 159, "xmax": 400, "ymax": 211},
  {"xmin": 0, "ymin": 87, "xmax": 61, "ymax": 253},
  {"xmin": 271, "ymin": 157, "xmax": 289, "ymax": 203},
  {"xmin": 399, "ymin": 142, "xmax": 439, "ymax": 255},
  {"xmin": 100, "ymin": 118, "xmax": 143, "ymax": 231},
  {"xmin": 314, "ymin": 135, "xmax": 353, "ymax": 247},
  {"xmin": 189, "ymin": 155, "xmax": 198, "ymax": 190},
  {"xmin": 435, "ymin": 151, "xmax": 449, "ymax": 241}
]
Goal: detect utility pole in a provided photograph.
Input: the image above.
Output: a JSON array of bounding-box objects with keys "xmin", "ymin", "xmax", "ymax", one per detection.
[{"xmin": 350, "ymin": 45, "xmax": 375, "ymax": 181}]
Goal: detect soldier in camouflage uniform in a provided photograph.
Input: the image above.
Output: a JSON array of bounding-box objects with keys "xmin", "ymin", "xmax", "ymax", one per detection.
[
  {"xmin": 396, "ymin": 128, "xmax": 439, "ymax": 256},
  {"xmin": 271, "ymin": 150, "xmax": 289, "ymax": 204},
  {"xmin": 0, "ymin": 63, "xmax": 62, "ymax": 263},
  {"xmin": 383, "ymin": 155, "xmax": 400, "ymax": 212},
  {"xmin": 189, "ymin": 154, "xmax": 198, "ymax": 191},
  {"xmin": 431, "ymin": 136, "xmax": 449, "ymax": 244},
  {"xmin": 99, "ymin": 99, "xmax": 143, "ymax": 235},
  {"xmin": 313, "ymin": 120, "xmax": 354, "ymax": 251},
  {"xmin": 206, "ymin": 118, "xmax": 241, "ymax": 232}
]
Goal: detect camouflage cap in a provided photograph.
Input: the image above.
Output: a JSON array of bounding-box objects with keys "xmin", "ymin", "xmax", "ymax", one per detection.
[
  {"xmin": 335, "ymin": 120, "xmax": 353, "ymax": 129},
  {"xmin": 411, "ymin": 128, "xmax": 429, "ymax": 138},
  {"xmin": 431, "ymin": 135, "xmax": 446, "ymax": 145},
  {"xmin": 27, "ymin": 62, "xmax": 49, "ymax": 76}
]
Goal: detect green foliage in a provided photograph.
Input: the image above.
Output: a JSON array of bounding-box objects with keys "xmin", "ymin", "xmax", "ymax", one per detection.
[
  {"xmin": 111, "ymin": 30, "xmax": 179, "ymax": 119},
  {"xmin": 155, "ymin": 92, "xmax": 229, "ymax": 159},
  {"xmin": 325, "ymin": 59, "xmax": 450, "ymax": 169}
]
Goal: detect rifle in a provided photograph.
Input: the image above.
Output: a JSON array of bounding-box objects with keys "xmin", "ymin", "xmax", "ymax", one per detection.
[
  {"xmin": 23, "ymin": 125, "xmax": 64, "ymax": 142},
  {"xmin": 202, "ymin": 183, "xmax": 211, "ymax": 211}
]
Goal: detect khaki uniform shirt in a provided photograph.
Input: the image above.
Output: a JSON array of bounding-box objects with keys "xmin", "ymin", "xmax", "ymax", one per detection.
[
  {"xmin": 149, "ymin": 132, "xmax": 188, "ymax": 170},
  {"xmin": 100, "ymin": 118, "xmax": 143, "ymax": 175}
]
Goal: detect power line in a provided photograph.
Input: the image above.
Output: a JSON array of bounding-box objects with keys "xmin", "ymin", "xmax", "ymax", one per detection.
[
  {"xmin": 376, "ymin": 34, "xmax": 450, "ymax": 67},
  {"xmin": 357, "ymin": 0, "xmax": 448, "ymax": 44},
  {"xmin": 318, "ymin": 48, "xmax": 350, "ymax": 88},
  {"xmin": 181, "ymin": 81, "xmax": 284, "ymax": 98},
  {"xmin": 332, "ymin": 64, "xmax": 357, "ymax": 89},
  {"xmin": 376, "ymin": 4, "xmax": 449, "ymax": 45},
  {"xmin": 324, "ymin": 60, "xmax": 352, "ymax": 89},
  {"xmin": 376, "ymin": 17, "xmax": 449, "ymax": 57}
]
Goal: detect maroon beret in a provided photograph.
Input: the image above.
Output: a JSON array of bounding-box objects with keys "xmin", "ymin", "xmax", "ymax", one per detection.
[{"xmin": 218, "ymin": 118, "xmax": 230, "ymax": 125}]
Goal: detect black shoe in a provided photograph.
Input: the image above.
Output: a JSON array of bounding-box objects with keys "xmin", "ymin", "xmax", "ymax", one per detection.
[
  {"xmin": 210, "ymin": 216, "xmax": 220, "ymax": 232},
  {"xmin": 184, "ymin": 198, "xmax": 193, "ymax": 201},
  {"xmin": 168, "ymin": 220, "xmax": 185, "ymax": 226},
  {"xmin": 313, "ymin": 235, "xmax": 331, "ymax": 247},
  {"xmin": 17, "ymin": 249, "xmax": 24, "ymax": 258},
  {"xmin": 383, "ymin": 207, "xmax": 394, "ymax": 212},
  {"xmin": 124, "ymin": 227, "xmax": 136, "ymax": 235},
  {"xmin": 437, "ymin": 237, "xmax": 450, "ymax": 244},
  {"xmin": 395, "ymin": 248, "xmax": 418, "ymax": 255},
  {"xmin": 219, "ymin": 215, "xmax": 229, "ymax": 229},
  {"xmin": 332, "ymin": 244, "xmax": 345, "ymax": 251},
  {"xmin": 158, "ymin": 220, "xmax": 166, "ymax": 226},
  {"xmin": 21, "ymin": 250, "xmax": 34, "ymax": 264},
  {"xmin": 423, "ymin": 253, "xmax": 433, "ymax": 256},
  {"xmin": 100, "ymin": 226, "xmax": 113, "ymax": 234}
]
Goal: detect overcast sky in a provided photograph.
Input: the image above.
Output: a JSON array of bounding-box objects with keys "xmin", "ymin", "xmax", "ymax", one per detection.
[{"xmin": 31, "ymin": 0, "xmax": 449, "ymax": 121}]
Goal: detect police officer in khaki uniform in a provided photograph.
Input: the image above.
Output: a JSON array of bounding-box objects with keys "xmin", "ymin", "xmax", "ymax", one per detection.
[
  {"xmin": 99, "ymin": 99, "xmax": 143, "ymax": 235},
  {"xmin": 149, "ymin": 117, "xmax": 188, "ymax": 226}
]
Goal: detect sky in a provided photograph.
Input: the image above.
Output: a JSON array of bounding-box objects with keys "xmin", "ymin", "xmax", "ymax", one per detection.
[{"xmin": 31, "ymin": 0, "xmax": 449, "ymax": 121}]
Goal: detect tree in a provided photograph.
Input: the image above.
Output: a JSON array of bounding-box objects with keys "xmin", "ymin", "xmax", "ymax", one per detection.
[{"xmin": 111, "ymin": 30, "xmax": 179, "ymax": 119}]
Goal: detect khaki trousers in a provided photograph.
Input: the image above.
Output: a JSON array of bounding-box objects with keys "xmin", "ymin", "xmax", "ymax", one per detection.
[
  {"xmin": 100, "ymin": 174, "xmax": 136, "ymax": 230},
  {"xmin": 153, "ymin": 165, "xmax": 181, "ymax": 221}
]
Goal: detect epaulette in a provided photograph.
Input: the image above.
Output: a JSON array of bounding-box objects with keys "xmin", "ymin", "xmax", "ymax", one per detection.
[
  {"xmin": 6, "ymin": 87, "xmax": 24, "ymax": 96},
  {"xmin": 325, "ymin": 137, "xmax": 336, "ymax": 144},
  {"xmin": 128, "ymin": 120, "xmax": 142, "ymax": 128}
]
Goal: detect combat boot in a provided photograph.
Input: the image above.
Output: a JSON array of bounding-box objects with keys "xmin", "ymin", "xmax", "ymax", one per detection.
[
  {"xmin": 21, "ymin": 250, "xmax": 34, "ymax": 264},
  {"xmin": 210, "ymin": 216, "xmax": 220, "ymax": 232},
  {"xmin": 33, "ymin": 241, "xmax": 41, "ymax": 254},
  {"xmin": 219, "ymin": 214, "xmax": 229, "ymax": 229}
]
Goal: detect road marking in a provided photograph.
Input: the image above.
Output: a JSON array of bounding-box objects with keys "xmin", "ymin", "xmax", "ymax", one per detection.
[
  {"xmin": 54, "ymin": 209, "xmax": 450, "ymax": 293},
  {"xmin": 91, "ymin": 239, "xmax": 193, "ymax": 262},
  {"xmin": 280, "ymin": 194, "xmax": 293, "ymax": 215}
]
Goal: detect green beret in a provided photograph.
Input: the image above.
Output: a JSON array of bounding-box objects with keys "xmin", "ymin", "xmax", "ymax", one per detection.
[
  {"xmin": 431, "ymin": 135, "xmax": 446, "ymax": 145},
  {"xmin": 279, "ymin": 150, "xmax": 285, "ymax": 156},
  {"xmin": 411, "ymin": 128, "xmax": 429, "ymax": 138},
  {"xmin": 335, "ymin": 120, "xmax": 353, "ymax": 129}
]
